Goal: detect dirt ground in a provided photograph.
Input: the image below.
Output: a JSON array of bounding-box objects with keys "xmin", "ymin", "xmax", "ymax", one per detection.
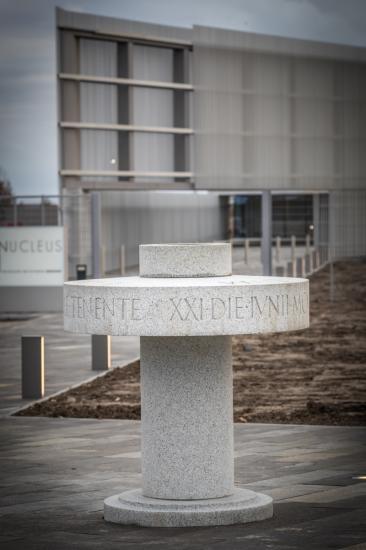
[{"xmin": 17, "ymin": 260, "xmax": 366, "ymax": 425}]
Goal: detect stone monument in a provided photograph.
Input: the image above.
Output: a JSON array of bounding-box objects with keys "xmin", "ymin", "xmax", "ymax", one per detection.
[{"xmin": 64, "ymin": 243, "xmax": 309, "ymax": 527}]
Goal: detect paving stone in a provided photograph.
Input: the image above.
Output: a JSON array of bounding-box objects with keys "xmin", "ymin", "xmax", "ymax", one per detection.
[{"xmin": 0, "ymin": 417, "xmax": 365, "ymax": 547}]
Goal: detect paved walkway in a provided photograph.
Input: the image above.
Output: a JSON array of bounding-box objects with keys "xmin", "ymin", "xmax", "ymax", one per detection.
[
  {"xmin": 0, "ymin": 418, "xmax": 365, "ymax": 549},
  {"xmin": 0, "ymin": 313, "xmax": 139, "ymax": 415}
]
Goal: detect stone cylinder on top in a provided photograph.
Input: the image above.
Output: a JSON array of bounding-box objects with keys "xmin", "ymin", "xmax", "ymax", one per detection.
[{"xmin": 139, "ymin": 243, "xmax": 234, "ymax": 500}]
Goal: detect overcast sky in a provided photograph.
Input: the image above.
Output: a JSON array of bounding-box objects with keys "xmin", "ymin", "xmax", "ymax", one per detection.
[{"xmin": 1, "ymin": 0, "xmax": 366, "ymax": 195}]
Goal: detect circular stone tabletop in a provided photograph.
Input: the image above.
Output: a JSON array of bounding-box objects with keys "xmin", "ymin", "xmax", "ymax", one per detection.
[{"xmin": 64, "ymin": 275, "xmax": 309, "ymax": 336}]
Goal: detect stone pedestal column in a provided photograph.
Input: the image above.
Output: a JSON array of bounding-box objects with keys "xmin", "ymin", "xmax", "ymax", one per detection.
[
  {"xmin": 141, "ymin": 336, "xmax": 233, "ymax": 500},
  {"xmin": 64, "ymin": 242, "xmax": 309, "ymax": 527}
]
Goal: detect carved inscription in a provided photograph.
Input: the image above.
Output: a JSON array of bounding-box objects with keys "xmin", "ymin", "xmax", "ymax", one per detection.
[
  {"xmin": 169, "ymin": 294, "xmax": 307, "ymax": 321},
  {"xmin": 65, "ymin": 292, "xmax": 307, "ymax": 323},
  {"xmin": 65, "ymin": 295, "xmax": 142, "ymax": 321},
  {"xmin": 251, "ymin": 294, "xmax": 307, "ymax": 317}
]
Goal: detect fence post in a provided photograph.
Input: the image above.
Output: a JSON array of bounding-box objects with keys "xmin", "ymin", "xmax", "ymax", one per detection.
[
  {"xmin": 101, "ymin": 246, "xmax": 106, "ymax": 277},
  {"xmin": 261, "ymin": 190, "xmax": 272, "ymax": 276},
  {"xmin": 324, "ymin": 246, "xmax": 329, "ymax": 263},
  {"xmin": 228, "ymin": 196, "xmax": 235, "ymax": 241},
  {"xmin": 92, "ymin": 335, "xmax": 111, "ymax": 371},
  {"xmin": 21, "ymin": 336, "xmax": 44, "ymax": 398},
  {"xmin": 275, "ymin": 236, "xmax": 281, "ymax": 263},
  {"xmin": 329, "ymin": 260, "xmax": 335, "ymax": 302},
  {"xmin": 91, "ymin": 192, "xmax": 102, "ymax": 278},
  {"xmin": 305, "ymin": 254, "xmax": 312, "ymax": 275},
  {"xmin": 305, "ymin": 233, "xmax": 311, "ymax": 256},
  {"xmin": 58, "ymin": 195, "xmax": 64, "ymax": 227},
  {"xmin": 244, "ymin": 239, "xmax": 250, "ymax": 265},
  {"xmin": 313, "ymin": 194, "xmax": 320, "ymax": 248},
  {"xmin": 291, "ymin": 235, "xmax": 296, "ymax": 262},
  {"xmin": 13, "ymin": 197, "xmax": 18, "ymax": 226},
  {"xmin": 296, "ymin": 257, "xmax": 305, "ymax": 278},
  {"xmin": 287, "ymin": 260, "xmax": 296, "ymax": 277},
  {"xmin": 120, "ymin": 245, "xmax": 126, "ymax": 275},
  {"xmin": 41, "ymin": 196, "xmax": 46, "ymax": 226}
]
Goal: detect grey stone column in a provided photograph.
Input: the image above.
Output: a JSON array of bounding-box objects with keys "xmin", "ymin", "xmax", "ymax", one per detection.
[{"xmin": 140, "ymin": 335, "xmax": 233, "ymax": 499}]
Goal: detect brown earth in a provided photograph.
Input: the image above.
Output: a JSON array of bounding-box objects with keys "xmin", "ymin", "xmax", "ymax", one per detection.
[{"xmin": 17, "ymin": 260, "xmax": 366, "ymax": 425}]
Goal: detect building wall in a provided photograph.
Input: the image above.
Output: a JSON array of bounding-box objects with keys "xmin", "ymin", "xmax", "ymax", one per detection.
[
  {"xmin": 58, "ymin": 10, "xmax": 366, "ymax": 196},
  {"xmin": 57, "ymin": 9, "xmax": 366, "ymax": 260},
  {"xmin": 193, "ymin": 25, "xmax": 366, "ymax": 193},
  {"xmin": 57, "ymin": 7, "xmax": 193, "ymax": 191},
  {"xmin": 101, "ymin": 191, "xmax": 225, "ymax": 270}
]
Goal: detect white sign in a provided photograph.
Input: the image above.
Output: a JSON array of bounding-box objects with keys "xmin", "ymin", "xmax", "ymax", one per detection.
[{"xmin": 0, "ymin": 227, "xmax": 65, "ymax": 286}]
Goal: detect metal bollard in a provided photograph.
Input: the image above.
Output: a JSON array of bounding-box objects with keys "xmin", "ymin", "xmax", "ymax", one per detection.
[
  {"xmin": 120, "ymin": 245, "xmax": 126, "ymax": 275},
  {"xmin": 92, "ymin": 335, "xmax": 111, "ymax": 371},
  {"xmin": 22, "ymin": 336, "xmax": 44, "ymax": 399}
]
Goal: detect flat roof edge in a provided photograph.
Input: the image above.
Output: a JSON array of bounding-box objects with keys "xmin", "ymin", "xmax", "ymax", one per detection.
[
  {"xmin": 56, "ymin": 7, "xmax": 366, "ymax": 63},
  {"xmin": 56, "ymin": 7, "xmax": 192, "ymax": 44},
  {"xmin": 192, "ymin": 25, "xmax": 366, "ymax": 63}
]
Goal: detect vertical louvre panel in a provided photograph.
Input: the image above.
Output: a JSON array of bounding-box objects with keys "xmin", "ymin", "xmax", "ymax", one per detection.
[
  {"xmin": 132, "ymin": 45, "xmax": 174, "ymax": 182},
  {"xmin": 80, "ymin": 39, "xmax": 118, "ymax": 182}
]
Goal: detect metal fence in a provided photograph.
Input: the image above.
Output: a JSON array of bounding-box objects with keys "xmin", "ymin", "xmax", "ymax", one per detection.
[
  {"xmin": 1, "ymin": 189, "xmax": 364, "ymax": 286},
  {"xmin": 0, "ymin": 195, "xmax": 62, "ymax": 227}
]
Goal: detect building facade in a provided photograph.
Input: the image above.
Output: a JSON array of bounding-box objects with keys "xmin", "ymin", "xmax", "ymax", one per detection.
[{"xmin": 57, "ymin": 8, "xmax": 366, "ymax": 273}]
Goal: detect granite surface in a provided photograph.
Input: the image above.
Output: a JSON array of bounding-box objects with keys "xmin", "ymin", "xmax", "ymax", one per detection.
[
  {"xmin": 104, "ymin": 487, "xmax": 273, "ymax": 527},
  {"xmin": 139, "ymin": 242, "xmax": 232, "ymax": 278},
  {"xmin": 64, "ymin": 275, "xmax": 309, "ymax": 336},
  {"xmin": 140, "ymin": 335, "xmax": 233, "ymax": 500}
]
